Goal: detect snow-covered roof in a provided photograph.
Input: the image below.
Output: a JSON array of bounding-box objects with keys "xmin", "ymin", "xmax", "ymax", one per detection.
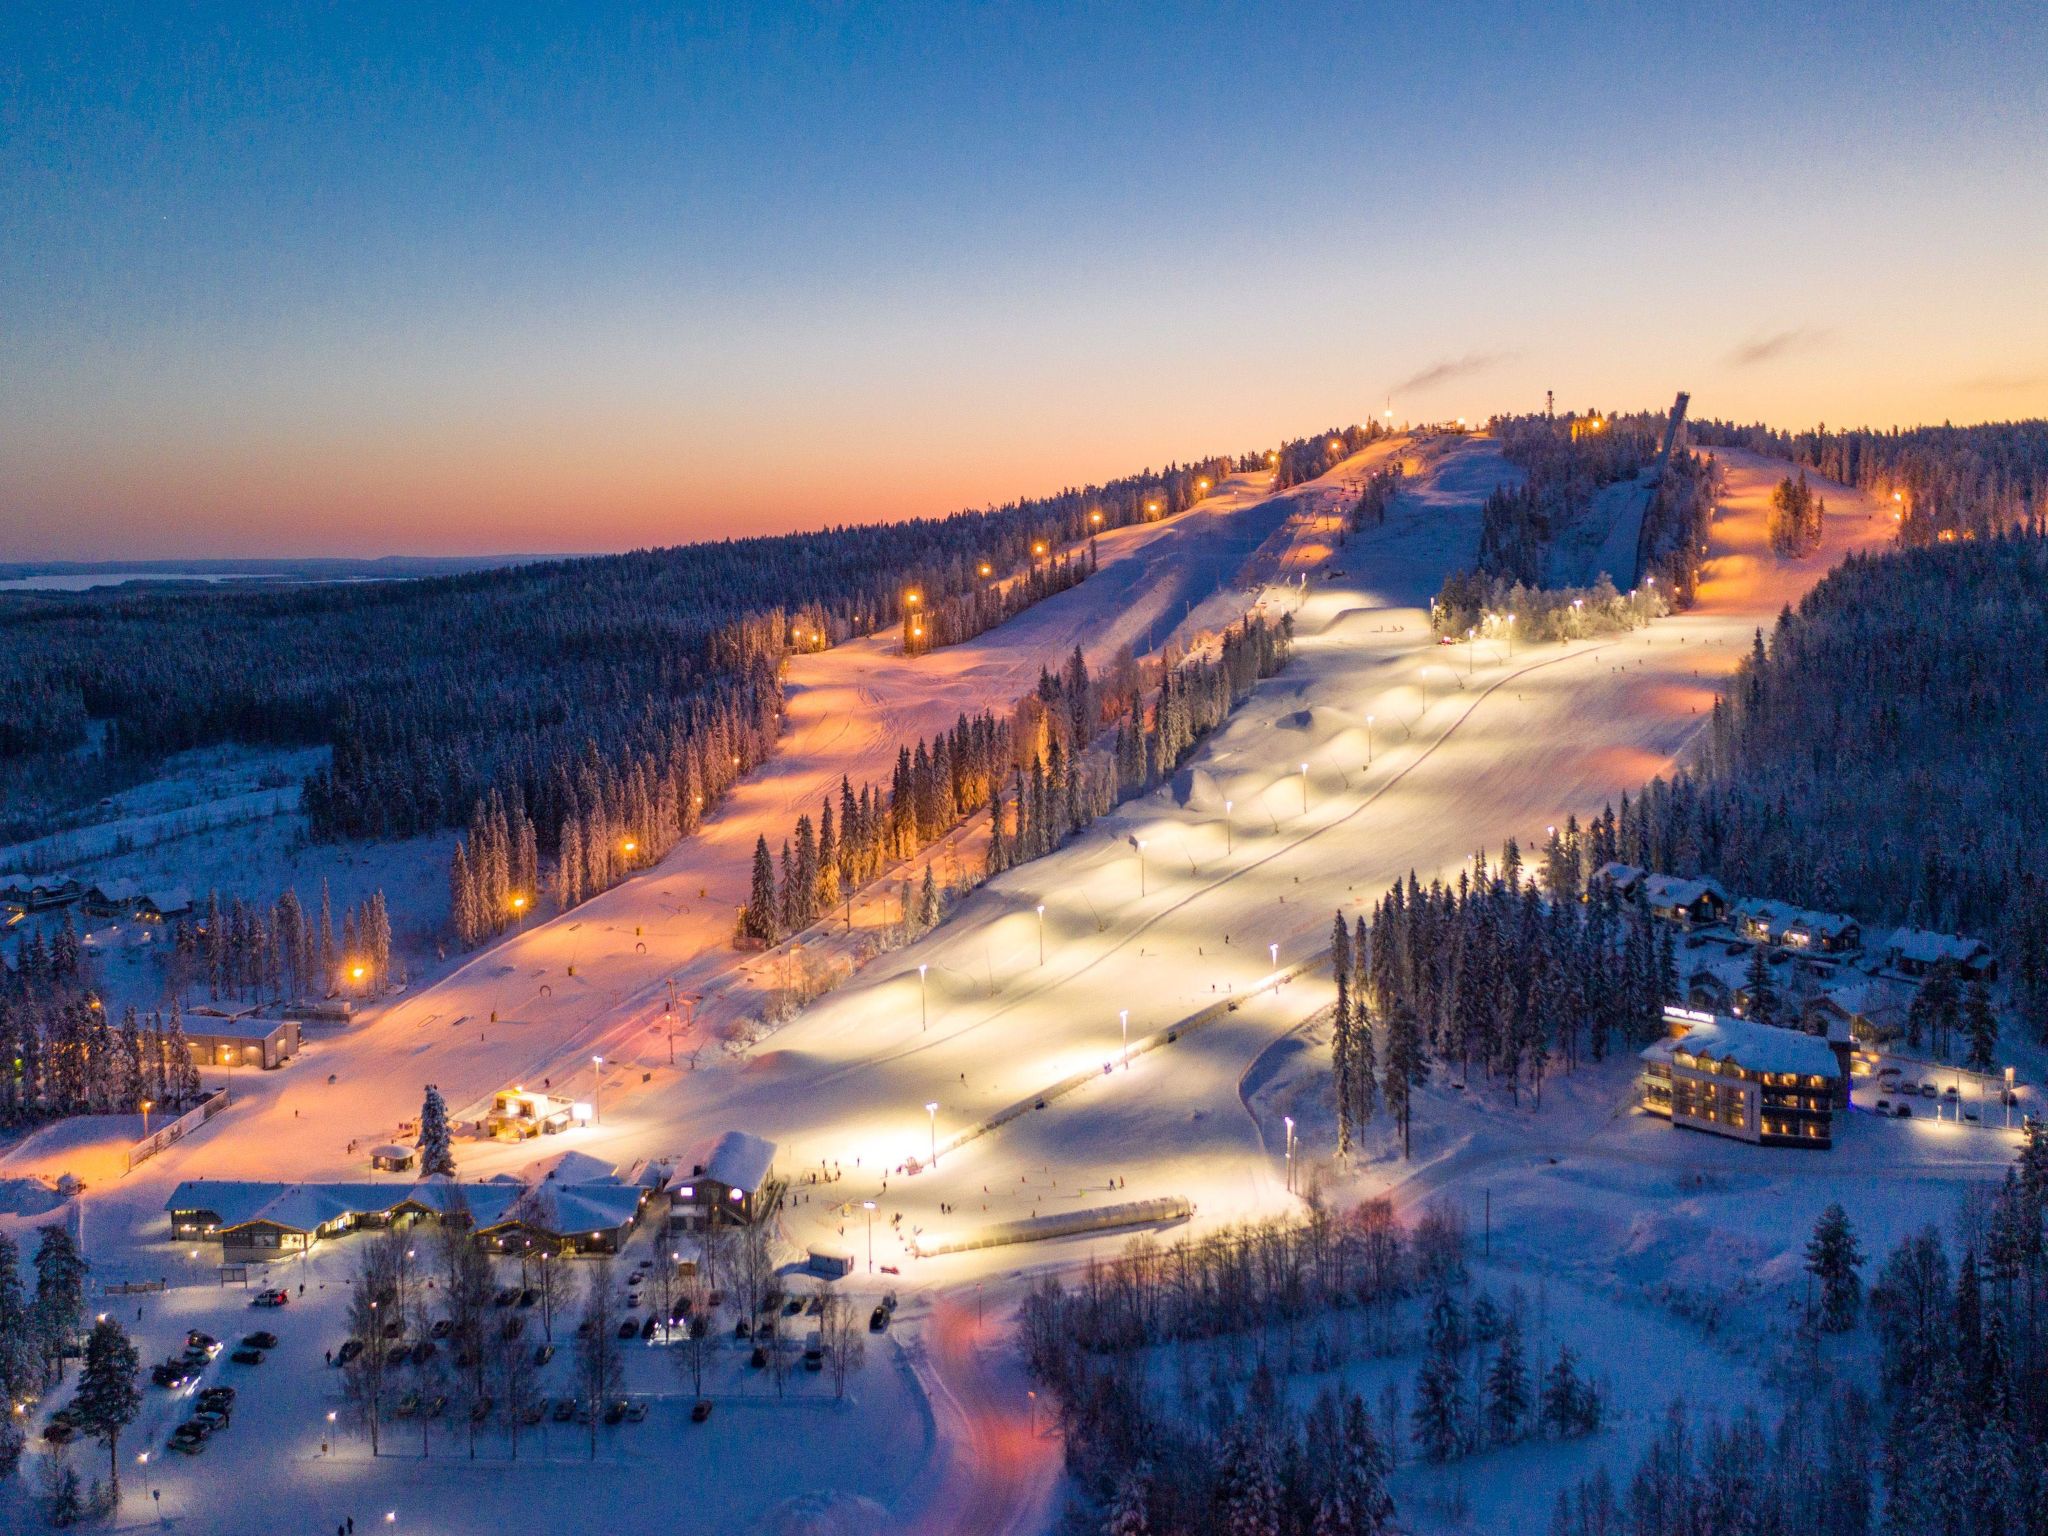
[
  {"xmin": 1732, "ymin": 896, "xmax": 1800, "ymax": 926},
  {"xmin": 163, "ymin": 1175, "xmax": 624, "ymax": 1237},
  {"xmin": 1813, "ymin": 976, "xmax": 1912, "ymax": 1019},
  {"xmin": 1884, "ymin": 928, "xmax": 1988, "ymax": 965},
  {"xmin": 1642, "ymin": 1016, "xmax": 1842, "ymax": 1080},
  {"xmin": 525, "ymin": 1149, "xmax": 616, "ymax": 1185},
  {"xmin": 1591, "ymin": 862, "xmax": 1642, "ymax": 889},
  {"xmin": 180, "ymin": 1015, "xmax": 293, "ymax": 1041},
  {"xmin": 84, "ymin": 878, "xmax": 143, "ymax": 903},
  {"xmin": 704, "ymin": 1131, "xmax": 777, "ymax": 1195},
  {"xmin": 142, "ymin": 887, "xmax": 193, "ymax": 914},
  {"xmin": 1784, "ymin": 909, "xmax": 1858, "ymax": 939},
  {"xmin": 1641, "ymin": 873, "xmax": 1729, "ymax": 909}
]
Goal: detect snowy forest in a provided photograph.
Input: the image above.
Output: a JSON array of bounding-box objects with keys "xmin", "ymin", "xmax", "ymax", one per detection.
[
  {"xmin": 1690, "ymin": 418, "xmax": 2048, "ymax": 541},
  {"xmin": 0, "ymin": 423, "xmax": 1354, "ymax": 848},
  {"xmin": 1612, "ymin": 528, "xmax": 2048, "ymax": 1038},
  {"xmin": 1022, "ymin": 1200, "xmax": 1603, "ymax": 1536}
]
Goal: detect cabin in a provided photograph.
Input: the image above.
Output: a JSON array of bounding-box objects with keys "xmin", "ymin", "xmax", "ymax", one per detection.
[
  {"xmin": 1781, "ymin": 909, "xmax": 1861, "ymax": 955},
  {"xmin": 1803, "ymin": 977, "xmax": 1914, "ymax": 1045},
  {"xmin": 369, "ymin": 1144, "xmax": 416, "ymax": 1173},
  {"xmin": 1589, "ymin": 862, "xmax": 1645, "ymax": 899},
  {"xmin": 0, "ymin": 874, "xmax": 79, "ymax": 913},
  {"xmin": 137, "ymin": 888, "xmax": 194, "ymax": 923},
  {"xmin": 674, "ymin": 1131, "xmax": 780, "ymax": 1228},
  {"xmin": 81, "ymin": 879, "xmax": 144, "ymax": 919},
  {"xmin": 484, "ymin": 1087, "xmax": 575, "ymax": 1140},
  {"xmin": 1639, "ymin": 1010, "xmax": 1846, "ymax": 1148},
  {"xmin": 1639, "ymin": 873, "xmax": 1731, "ymax": 928},
  {"xmin": 1731, "ymin": 897, "xmax": 1794, "ymax": 945},
  {"xmin": 1883, "ymin": 928, "xmax": 1997, "ymax": 982},
  {"xmin": 182, "ymin": 1016, "xmax": 300, "ymax": 1071}
]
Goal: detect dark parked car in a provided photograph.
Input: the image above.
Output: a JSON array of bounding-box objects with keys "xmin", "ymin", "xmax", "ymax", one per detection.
[
  {"xmin": 551, "ymin": 1397, "xmax": 575, "ymax": 1423},
  {"xmin": 734, "ymin": 1319, "xmax": 751, "ymax": 1340},
  {"xmin": 470, "ymin": 1396, "xmax": 494, "ymax": 1424},
  {"xmin": 385, "ymin": 1345, "xmax": 409, "ymax": 1367},
  {"xmin": 336, "ymin": 1339, "xmax": 364, "ymax": 1366},
  {"xmin": 187, "ymin": 1331, "xmax": 220, "ymax": 1353},
  {"xmin": 152, "ymin": 1362, "xmax": 193, "ymax": 1389},
  {"xmin": 242, "ymin": 1331, "xmax": 279, "ymax": 1351},
  {"xmin": 639, "ymin": 1316, "xmax": 657, "ymax": 1340},
  {"xmin": 748, "ymin": 1345, "xmax": 767, "ymax": 1369},
  {"xmin": 430, "ymin": 1318, "xmax": 453, "ymax": 1340},
  {"xmin": 690, "ymin": 1399, "xmax": 713, "ymax": 1423},
  {"xmin": 869, "ymin": 1307, "xmax": 889, "ymax": 1333},
  {"xmin": 616, "ymin": 1318, "xmax": 638, "ymax": 1340},
  {"xmin": 603, "ymin": 1399, "xmax": 626, "ymax": 1426},
  {"xmin": 230, "ymin": 1348, "xmax": 264, "ymax": 1366},
  {"xmin": 411, "ymin": 1339, "xmax": 437, "ymax": 1364},
  {"xmin": 533, "ymin": 1343, "xmax": 555, "ymax": 1367},
  {"xmin": 494, "ymin": 1287, "xmax": 520, "ymax": 1308},
  {"xmin": 518, "ymin": 1288, "xmax": 539, "ymax": 1308},
  {"xmin": 626, "ymin": 1400, "xmax": 648, "ymax": 1423},
  {"xmin": 520, "ymin": 1400, "xmax": 545, "ymax": 1426}
]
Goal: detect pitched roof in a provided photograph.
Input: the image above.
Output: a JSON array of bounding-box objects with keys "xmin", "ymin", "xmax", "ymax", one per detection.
[
  {"xmin": 1885, "ymin": 927, "xmax": 1989, "ymax": 965},
  {"xmin": 1641, "ymin": 873, "xmax": 1729, "ymax": 909},
  {"xmin": 705, "ymin": 1131, "xmax": 777, "ymax": 1195}
]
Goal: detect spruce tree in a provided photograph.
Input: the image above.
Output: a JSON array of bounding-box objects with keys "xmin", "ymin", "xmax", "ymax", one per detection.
[
  {"xmin": 1484, "ymin": 1314, "xmax": 1530, "ymax": 1446},
  {"xmin": 1410, "ymin": 1288, "xmax": 1468, "ymax": 1462},
  {"xmin": 918, "ymin": 866, "xmax": 940, "ymax": 933},
  {"xmin": 1743, "ymin": 942, "xmax": 1778, "ymax": 1024},
  {"xmin": 1963, "ymin": 979, "xmax": 1998, "ymax": 1071},
  {"xmin": 72, "ymin": 1317, "xmax": 140, "ymax": 1496},
  {"xmin": 32, "ymin": 1224, "xmax": 87, "ymax": 1386},
  {"xmin": 417, "ymin": 1084, "xmax": 456, "ymax": 1178},
  {"xmin": 744, "ymin": 835, "xmax": 779, "ymax": 943},
  {"xmin": 1804, "ymin": 1202, "xmax": 1865, "ymax": 1332}
]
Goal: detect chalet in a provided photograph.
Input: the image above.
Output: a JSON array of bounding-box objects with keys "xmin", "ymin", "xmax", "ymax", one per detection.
[
  {"xmin": 182, "ymin": 1015, "xmax": 300, "ymax": 1071},
  {"xmin": 81, "ymin": 879, "xmax": 144, "ymax": 918},
  {"xmin": 136, "ymin": 888, "xmax": 194, "ymax": 923},
  {"xmin": 484, "ymin": 1087, "xmax": 575, "ymax": 1140},
  {"xmin": 1781, "ymin": 909, "xmax": 1861, "ymax": 955},
  {"xmin": 1589, "ymin": 862, "xmax": 1645, "ymax": 898},
  {"xmin": 1731, "ymin": 897, "xmax": 1800, "ymax": 945},
  {"xmin": 1639, "ymin": 1009, "xmax": 1847, "ymax": 1148},
  {"xmin": 1803, "ymin": 977, "xmax": 1914, "ymax": 1045},
  {"xmin": 0, "ymin": 874, "xmax": 79, "ymax": 913},
  {"xmin": 1639, "ymin": 873, "xmax": 1731, "ymax": 928},
  {"xmin": 1883, "ymin": 928, "xmax": 1997, "ymax": 982},
  {"xmin": 674, "ymin": 1131, "xmax": 779, "ymax": 1228},
  {"xmin": 166, "ymin": 1173, "xmax": 651, "ymax": 1262}
]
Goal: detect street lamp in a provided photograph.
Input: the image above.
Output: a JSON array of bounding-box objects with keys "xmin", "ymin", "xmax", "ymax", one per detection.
[
  {"xmin": 1133, "ymin": 839, "xmax": 1147, "ymax": 898},
  {"xmin": 1365, "ymin": 715, "xmax": 1374, "ymax": 766},
  {"xmin": 1119, "ymin": 1009, "xmax": 1129, "ymax": 1069},
  {"xmin": 591, "ymin": 1055, "xmax": 604, "ymax": 1124},
  {"xmin": 1467, "ymin": 627, "xmax": 1476, "ymax": 677},
  {"xmin": 1284, "ymin": 1115, "xmax": 1296, "ymax": 1192},
  {"xmin": 1505, "ymin": 613, "xmax": 1516, "ymax": 661},
  {"xmin": 1036, "ymin": 904, "xmax": 1045, "ymax": 965},
  {"xmin": 1299, "ymin": 762, "xmax": 1309, "ymax": 815},
  {"xmin": 926, "ymin": 1102, "xmax": 938, "ymax": 1167},
  {"xmin": 1269, "ymin": 942, "xmax": 1279, "ymax": 970},
  {"xmin": 1223, "ymin": 800, "xmax": 1233, "ymax": 856},
  {"xmin": 918, "ymin": 964, "xmax": 928, "ymax": 1030},
  {"xmin": 140, "ymin": 1099, "xmax": 153, "ymax": 1136},
  {"xmin": 863, "ymin": 1200, "xmax": 877, "ymax": 1273}
]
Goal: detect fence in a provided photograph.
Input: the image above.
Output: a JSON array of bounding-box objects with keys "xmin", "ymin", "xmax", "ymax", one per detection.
[
  {"xmin": 911, "ymin": 1197, "xmax": 1193, "ymax": 1257},
  {"xmin": 125, "ymin": 1087, "xmax": 232, "ymax": 1172}
]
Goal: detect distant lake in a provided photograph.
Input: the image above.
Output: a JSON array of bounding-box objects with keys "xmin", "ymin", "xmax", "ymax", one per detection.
[{"xmin": 0, "ymin": 571, "xmax": 404, "ymax": 593}]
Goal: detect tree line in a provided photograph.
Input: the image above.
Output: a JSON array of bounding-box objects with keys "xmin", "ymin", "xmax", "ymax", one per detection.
[
  {"xmin": 1690, "ymin": 416, "xmax": 2048, "ymax": 543},
  {"xmin": 1608, "ymin": 528, "xmax": 2048, "ymax": 1039}
]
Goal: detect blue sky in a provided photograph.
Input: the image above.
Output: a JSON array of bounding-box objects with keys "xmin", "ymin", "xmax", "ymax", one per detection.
[{"xmin": 3, "ymin": 2, "xmax": 2044, "ymax": 557}]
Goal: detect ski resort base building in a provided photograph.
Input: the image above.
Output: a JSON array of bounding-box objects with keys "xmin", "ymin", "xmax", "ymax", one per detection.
[{"xmin": 1639, "ymin": 1008, "xmax": 1849, "ymax": 1148}]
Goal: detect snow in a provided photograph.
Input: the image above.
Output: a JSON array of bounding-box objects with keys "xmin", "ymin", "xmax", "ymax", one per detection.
[
  {"xmin": 704, "ymin": 1131, "xmax": 779, "ymax": 1195},
  {"xmin": 15, "ymin": 434, "xmax": 2001, "ymax": 1536},
  {"xmin": 1641, "ymin": 1015, "xmax": 1842, "ymax": 1080}
]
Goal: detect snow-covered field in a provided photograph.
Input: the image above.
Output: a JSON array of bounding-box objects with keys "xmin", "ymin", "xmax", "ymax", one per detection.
[{"xmin": 14, "ymin": 434, "xmax": 2007, "ymax": 1536}]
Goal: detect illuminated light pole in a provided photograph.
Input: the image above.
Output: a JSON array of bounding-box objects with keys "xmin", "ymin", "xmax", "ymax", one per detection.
[
  {"xmin": 1269, "ymin": 942, "xmax": 1279, "ymax": 970},
  {"xmin": 1299, "ymin": 762, "xmax": 1309, "ymax": 816},
  {"xmin": 918, "ymin": 963, "xmax": 928, "ymax": 1031},
  {"xmin": 1284, "ymin": 1114, "xmax": 1296, "ymax": 1193},
  {"xmin": 1132, "ymin": 837, "xmax": 1148, "ymax": 898},
  {"xmin": 863, "ymin": 1200, "xmax": 877, "ymax": 1273},
  {"xmin": 1365, "ymin": 715, "xmax": 1375, "ymax": 766},
  {"xmin": 591, "ymin": 1055, "xmax": 604, "ymax": 1124},
  {"xmin": 1089, "ymin": 510, "xmax": 1103, "ymax": 530},
  {"xmin": 1505, "ymin": 612, "xmax": 1516, "ymax": 661},
  {"xmin": 1036, "ymin": 904, "xmax": 1045, "ymax": 965},
  {"xmin": 2007, "ymin": 1066, "xmax": 2016, "ymax": 1129},
  {"xmin": 1467, "ymin": 627, "xmax": 1476, "ymax": 677},
  {"xmin": 1119, "ymin": 1009, "xmax": 1129, "ymax": 1069},
  {"xmin": 926, "ymin": 1102, "xmax": 938, "ymax": 1168},
  {"xmin": 140, "ymin": 1098, "xmax": 153, "ymax": 1137},
  {"xmin": 1223, "ymin": 800, "xmax": 1233, "ymax": 856},
  {"xmin": 511, "ymin": 892, "xmax": 527, "ymax": 929}
]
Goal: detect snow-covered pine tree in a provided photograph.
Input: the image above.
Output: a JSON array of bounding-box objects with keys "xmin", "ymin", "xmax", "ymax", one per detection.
[
  {"xmin": 416, "ymin": 1084, "xmax": 456, "ymax": 1177},
  {"xmin": 1804, "ymin": 1202, "xmax": 1865, "ymax": 1333},
  {"xmin": 1483, "ymin": 1314, "xmax": 1530, "ymax": 1446}
]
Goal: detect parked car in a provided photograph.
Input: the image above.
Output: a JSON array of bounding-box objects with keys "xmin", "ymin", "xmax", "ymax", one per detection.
[
  {"xmin": 152, "ymin": 1362, "xmax": 193, "ymax": 1389},
  {"xmin": 336, "ymin": 1339, "xmax": 363, "ymax": 1366},
  {"xmin": 1921, "ymin": 1083, "xmax": 1939, "ymax": 1099},
  {"xmin": 690, "ymin": 1399, "xmax": 713, "ymax": 1423},
  {"xmin": 187, "ymin": 1331, "xmax": 220, "ymax": 1354},
  {"xmin": 197, "ymin": 1386, "xmax": 236, "ymax": 1413},
  {"xmin": 519, "ymin": 1400, "xmax": 545, "ymax": 1426},
  {"xmin": 1876, "ymin": 1098, "xmax": 1893, "ymax": 1113},
  {"xmin": 430, "ymin": 1318, "xmax": 453, "ymax": 1340},
  {"xmin": 869, "ymin": 1307, "xmax": 889, "ymax": 1333},
  {"xmin": 181, "ymin": 1346, "xmax": 211, "ymax": 1368},
  {"xmin": 733, "ymin": 1319, "xmax": 751, "ymax": 1340},
  {"xmin": 192, "ymin": 1408, "xmax": 230, "ymax": 1434},
  {"xmin": 230, "ymin": 1347, "xmax": 264, "ymax": 1365},
  {"xmin": 494, "ymin": 1287, "xmax": 520, "ymax": 1308},
  {"xmin": 616, "ymin": 1318, "xmax": 638, "ymax": 1340},
  {"xmin": 411, "ymin": 1339, "xmax": 436, "ymax": 1364},
  {"xmin": 242, "ymin": 1331, "xmax": 279, "ymax": 1351},
  {"xmin": 470, "ymin": 1396, "xmax": 494, "ymax": 1424},
  {"xmin": 395, "ymin": 1390, "xmax": 420, "ymax": 1418},
  {"xmin": 1897, "ymin": 1103, "xmax": 1914, "ymax": 1118},
  {"xmin": 380, "ymin": 1319, "xmax": 404, "ymax": 1339},
  {"xmin": 533, "ymin": 1343, "xmax": 555, "ymax": 1367},
  {"xmin": 551, "ymin": 1397, "xmax": 575, "ymax": 1423},
  {"xmin": 425, "ymin": 1395, "xmax": 448, "ymax": 1419},
  {"xmin": 748, "ymin": 1346, "xmax": 767, "ymax": 1369},
  {"xmin": 639, "ymin": 1316, "xmax": 657, "ymax": 1341},
  {"xmin": 252, "ymin": 1289, "xmax": 290, "ymax": 1308},
  {"xmin": 603, "ymin": 1399, "xmax": 626, "ymax": 1426},
  {"xmin": 384, "ymin": 1345, "xmax": 409, "ymax": 1368},
  {"xmin": 168, "ymin": 1431, "xmax": 206, "ymax": 1455},
  {"xmin": 174, "ymin": 1419, "xmax": 213, "ymax": 1444},
  {"xmin": 625, "ymin": 1400, "xmax": 648, "ymax": 1423},
  {"xmin": 518, "ymin": 1288, "xmax": 539, "ymax": 1308}
]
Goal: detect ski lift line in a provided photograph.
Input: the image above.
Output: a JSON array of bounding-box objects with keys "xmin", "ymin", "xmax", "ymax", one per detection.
[{"xmin": 845, "ymin": 630, "xmax": 1643, "ymax": 1076}]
